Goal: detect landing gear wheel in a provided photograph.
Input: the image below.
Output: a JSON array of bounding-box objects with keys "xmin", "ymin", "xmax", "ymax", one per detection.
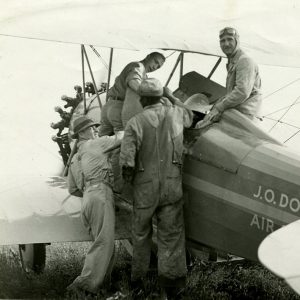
[{"xmin": 19, "ymin": 243, "xmax": 46, "ymax": 273}]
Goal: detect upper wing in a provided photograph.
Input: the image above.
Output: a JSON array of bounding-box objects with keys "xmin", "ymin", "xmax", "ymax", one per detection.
[{"xmin": 1, "ymin": 0, "xmax": 300, "ymax": 67}]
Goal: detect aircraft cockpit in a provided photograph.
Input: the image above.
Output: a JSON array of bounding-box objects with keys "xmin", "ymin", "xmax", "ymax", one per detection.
[{"xmin": 175, "ymin": 71, "xmax": 282, "ymax": 173}]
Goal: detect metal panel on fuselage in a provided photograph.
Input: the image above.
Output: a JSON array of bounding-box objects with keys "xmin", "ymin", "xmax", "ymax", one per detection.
[{"xmin": 183, "ymin": 142, "xmax": 300, "ymax": 261}]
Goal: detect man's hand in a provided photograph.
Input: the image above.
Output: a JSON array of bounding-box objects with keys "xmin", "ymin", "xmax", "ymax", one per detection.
[
  {"xmin": 203, "ymin": 107, "xmax": 222, "ymax": 123},
  {"xmin": 122, "ymin": 166, "xmax": 134, "ymax": 184},
  {"xmin": 163, "ymin": 86, "xmax": 178, "ymax": 105}
]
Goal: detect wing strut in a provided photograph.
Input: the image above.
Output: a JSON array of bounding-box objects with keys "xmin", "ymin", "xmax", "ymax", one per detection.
[
  {"xmin": 82, "ymin": 46, "xmax": 102, "ymax": 110},
  {"xmin": 180, "ymin": 52, "xmax": 184, "ymax": 80},
  {"xmin": 207, "ymin": 57, "xmax": 222, "ymax": 79},
  {"xmin": 106, "ymin": 48, "xmax": 114, "ymax": 102},
  {"xmin": 165, "ymin": 52, "xmax": 182, "ymax": 87},
  {"xmin": 63, "ymin": 44, "xmax": 104, "ymax": 176},
  {"xmin": 81, "ymin": 45, "xmax": 87, "ymax": 114}
]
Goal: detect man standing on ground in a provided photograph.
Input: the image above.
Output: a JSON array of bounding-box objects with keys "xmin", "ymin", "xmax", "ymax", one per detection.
[
  {"xmin": 120, "ymin": 78, "xmax": 193, "ymax": 299},
  {"xmin": 67, "ymin": 115, "xmax": 122, "ymax": 296},
  {"xmin": 204, "ymin": 27, "xmax": 262, "ymax": 123}
]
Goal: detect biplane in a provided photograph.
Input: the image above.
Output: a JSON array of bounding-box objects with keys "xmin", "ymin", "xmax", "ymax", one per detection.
[{"xmin": 1, "ymin": 0, "xmax": 300, "ymax": 277}]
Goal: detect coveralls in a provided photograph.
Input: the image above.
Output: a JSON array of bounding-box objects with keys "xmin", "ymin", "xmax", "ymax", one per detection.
[
  {"xmin": 67, "ymin": 136, "xmax": 118, "ymax": 293},
  {"xmin": 214, "ymin": 49, "xmax": 262, "ymax": 119},
  {"xmin": 120, "ymin": 102, "xmax": 193, "ymax": 287}
]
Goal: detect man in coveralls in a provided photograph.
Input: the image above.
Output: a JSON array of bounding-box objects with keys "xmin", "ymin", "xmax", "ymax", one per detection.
[
  {"xmin": 204, "ymin": 27, "xmax": 262, "ymax": 123},
  {"xmin": 67, "ymin": 115, "xmax": 122, "ymax": 295},
  {"xmin": 120, "ymin": 78, "xmax": 193, "ymax": 299}
]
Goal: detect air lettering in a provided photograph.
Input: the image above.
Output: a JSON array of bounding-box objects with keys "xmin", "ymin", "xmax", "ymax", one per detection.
[{"xmin": 250, "ymin": 214, "xmax": 274, "ymax": 233}]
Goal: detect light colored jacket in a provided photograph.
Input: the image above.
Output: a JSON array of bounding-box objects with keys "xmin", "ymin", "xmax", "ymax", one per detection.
[
  {"xmin": 68, "ymin": 152, "xmax": 84, "ymax": 196},
  {"xmin": 77, "ymin": 136, "xmax": 118, "ymax": 188},
  {"xmin": 107, "ymin": 61, "xmax": 146, "ymax": 100},
  {"xmin": 215, "ymin": 49, "xmax": 262, "ymax": 118},
  {"xmin": 68, "ymin": 136, "xmax": 121, "ymax": 195}
]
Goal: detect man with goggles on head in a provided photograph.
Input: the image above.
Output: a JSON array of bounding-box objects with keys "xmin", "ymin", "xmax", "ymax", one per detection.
[{"xmin": 204, "ymin": 27, "xmax": 262, "ymax": 123}]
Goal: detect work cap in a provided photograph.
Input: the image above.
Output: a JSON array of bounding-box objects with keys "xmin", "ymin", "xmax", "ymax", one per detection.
[
  {"xmin": 184, "ymin": 93, "xmax": 212, "ymax": 114},
  {"xmin": 219, "ymin": 27, "xmax": 239, "ymax": 39},
  {"xmin": 139, "ymin": 78, "xmax": 163, "ymax": 97},
  {"xmin": 71, "ymin": 115, "xmax": 99, "ymax": 138}
]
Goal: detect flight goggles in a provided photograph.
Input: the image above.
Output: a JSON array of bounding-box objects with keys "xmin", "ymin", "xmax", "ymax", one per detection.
[{"xmin": 219, "ymin": 27, "xmax": 238, "ymax": 38}]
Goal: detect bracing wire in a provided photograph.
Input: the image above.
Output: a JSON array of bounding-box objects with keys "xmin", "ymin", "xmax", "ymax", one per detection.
[
  {"xmin": 284, "ymin": 129, "xmax": 300, "ymax": 144},
  {"xmin": 262, "ymin": 116, "xmax": 300, "ymax": 144},
  {"xmin": 262, "ymin": 116, "xmax": 300, "ymax": 131},
  {"xmin": 89, "ymin": 45, "xmax": 109, "ymax": 70},
  {"xmin": 165, "ymin": 51, "xmax": 176, "ymax": 59},
  {"xmin": 261, "ymin": 78, "xmax": 300, "ymax": 142},
  {"xmin": 263, "ymin": 77, "xmax": 300, "ymax": 100},
  {"xmin": 263, "ymin": 102, "xmax": 300, "ymax": 117},
  {"xmin": 268, "ymin": 95, "xmax": 300, "ymax": 133}
]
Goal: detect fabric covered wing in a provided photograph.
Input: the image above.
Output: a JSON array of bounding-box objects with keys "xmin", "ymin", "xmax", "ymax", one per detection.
[{"xmin": 0, "ymin": 176, "xmax": 91, "ymax": 245}]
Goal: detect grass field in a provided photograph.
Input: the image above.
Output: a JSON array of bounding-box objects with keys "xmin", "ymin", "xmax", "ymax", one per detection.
[{"xmin": 0, "ymin": 242, "xmax": 299, "ymax": 299}]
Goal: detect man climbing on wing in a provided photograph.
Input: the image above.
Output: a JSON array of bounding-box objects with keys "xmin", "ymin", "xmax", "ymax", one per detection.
[
  {"xmin": 99, "ymin": 51, "xmax": 166, "ymax": 136},
  {"xmin": 67, "ymin": 115, "xmax": 122, "ymax": 296},
  {"xmin": 99, "ymin": 52, "xmax": 165, "ymax": 193}
]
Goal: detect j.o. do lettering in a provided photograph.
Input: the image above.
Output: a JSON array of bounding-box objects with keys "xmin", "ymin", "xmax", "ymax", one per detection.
[{"xmin": 253, "ymin": 185, "xmax": 300, "ymax": 213}]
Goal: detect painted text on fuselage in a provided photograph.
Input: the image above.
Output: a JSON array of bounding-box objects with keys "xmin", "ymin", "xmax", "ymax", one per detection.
[
  {"xmin": 250, "ymin": 214, "xmax": 274, "ymax": 232},
  {"xmin": 253, "ymin": 185, "xmax": 300, "ymax": 214}
]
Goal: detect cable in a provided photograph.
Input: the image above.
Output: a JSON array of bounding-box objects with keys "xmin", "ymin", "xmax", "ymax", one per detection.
[
  {"xmin": 284, "ymin": 129, "xmax": 300, "ymax": 144},
  {"xmin": 262, "ymin": 116, "xmax": 300, "ymax": 144},
  {"xmin": 263, "ymin": 101, "xmax": 300, "ymax": 117},
  {"xmin": 89, "ymin": 45, "xmax": 109, "ymax": 69},
  {"xmin": 165, "ymin": 51, "xmax": 176, "ymax": 59},
  {"xmin": 262, "ymin": 116, "xmax": 300, "ymax": 130},
  {"xmin": 263, "ymin": 77, "xmax": 300, "ymax": 100},
  {"xmin": 268, "ymin": 95, "xmax": 300, "ymax": 133}
]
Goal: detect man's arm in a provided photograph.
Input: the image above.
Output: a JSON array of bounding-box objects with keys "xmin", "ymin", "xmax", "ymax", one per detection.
[
  {"xmin": 163, "ymin": 87, "xmax": 193, "ymax": 127},
  {"xmin": 126, "ymin": 63, "xmax": 145, "ymax": 94},
  {"xmin": 67, "ymin": 156, "xmax": 84, "ymax": 197},
  {"xmin": 101, "ymin": 131, "xmax": 124, "ymax": 154},
  {"xmin": 120, "ymin": 119, "xmax": 139, "ymax": 168},
  {"xmin": 119, "ymin": 119, "xmax": 140, "ymax": 183},
  {"xmin": 214, "ymin": 57, "xmax": 256, "ymax": 112},
  {"xmin": 128, "ymin": 79, "xmax": 142, "ymax": 93}
]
